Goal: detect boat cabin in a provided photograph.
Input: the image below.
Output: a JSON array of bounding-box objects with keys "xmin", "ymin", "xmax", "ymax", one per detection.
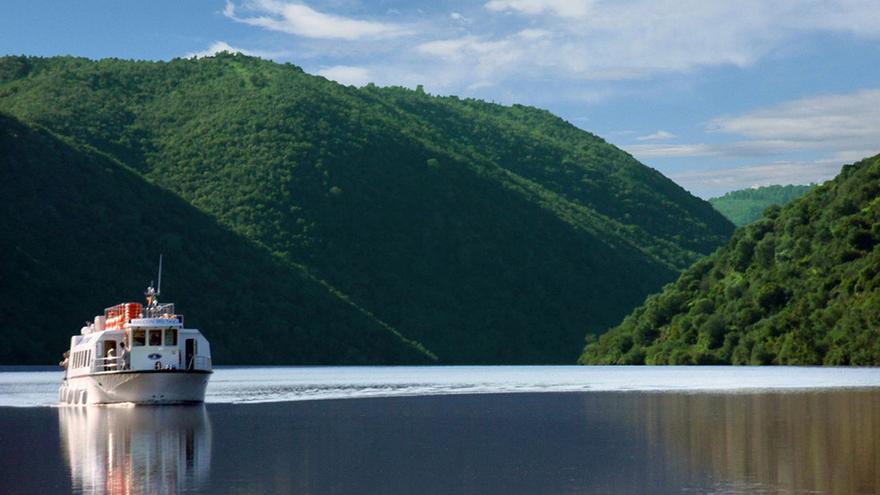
[{"xmin": 65, "ymin": 301, "xmax": 211, "ymax": 379}]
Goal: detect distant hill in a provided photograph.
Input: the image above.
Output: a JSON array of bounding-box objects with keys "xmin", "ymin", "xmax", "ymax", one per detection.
[
  {"xmin": 0, "ymin": 54, "xmax": 733, "ymax": 364},
  {"xmin": 710, "ymin": 184, "xmax": 815, "ymax": 226},
  {"xmin": 580, "ymin": 155, "xmax": 880, "ymax": 365}
]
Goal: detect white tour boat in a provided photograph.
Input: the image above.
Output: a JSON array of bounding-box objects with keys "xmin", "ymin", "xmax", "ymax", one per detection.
[{"xmin": 59, "ymin": 266, "xmax": 212, "ymax": 405}]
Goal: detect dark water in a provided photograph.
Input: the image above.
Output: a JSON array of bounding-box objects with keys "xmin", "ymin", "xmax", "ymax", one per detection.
[{"xmin": 1, "ymin": 391, "xmax": 879, "ymax": 494}]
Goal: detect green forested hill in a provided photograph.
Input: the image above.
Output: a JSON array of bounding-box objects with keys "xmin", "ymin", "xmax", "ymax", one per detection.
[
  {"xmin": 0, "ymin": 54, "xmax": 733, "ymax": 364},
  {"xmin": 580, "ymin": 155, "xmax": 880, "ymax": 365},
  {"xmin": 710, "ymin": 185, "xmax": 815, "ymax": 226},
  {"xmin": 0, "ymin": 113, "xmax": 434, "ymax": 364}
]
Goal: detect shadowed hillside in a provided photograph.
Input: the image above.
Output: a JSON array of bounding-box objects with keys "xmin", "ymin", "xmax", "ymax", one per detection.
[{"xmin": 0, "ymin": 114, "xmax": 433, "ymax": 364}]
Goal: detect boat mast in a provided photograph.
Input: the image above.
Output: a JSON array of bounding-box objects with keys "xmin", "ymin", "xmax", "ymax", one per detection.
[
  {"xmin": 145, "ymin": 254, "xmax": 163, "ymax": 308},
  {"xmin": 156, "ymin": 254, "xmax": 162, "ymax": 300}
]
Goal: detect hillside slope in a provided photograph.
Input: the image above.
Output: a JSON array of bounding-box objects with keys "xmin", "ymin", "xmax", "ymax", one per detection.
[
  {"xmin": 580, "ymin": 155, "xmax": 880, "ymax": 365},
  {"xmin": 0, "ymin": 113, "xmax": 434, "ymax": 365},
  {"xmin": 0, "ymin": 54, "xmax": 733, "ymax": 363},
  {"xmin": 710, "ymin": 185, "xmax": 815, "ymax": 226}
]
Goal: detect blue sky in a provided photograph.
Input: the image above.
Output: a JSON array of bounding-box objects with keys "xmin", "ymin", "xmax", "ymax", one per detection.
[{"xmin": 3, "ymin": 0, "xmax": 880, "ymax": 197}]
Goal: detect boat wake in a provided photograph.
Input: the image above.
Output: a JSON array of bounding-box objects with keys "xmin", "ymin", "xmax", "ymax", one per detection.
[{"xmin": 3, "ymin": 366, "xmax": 880, "ymax": 407}]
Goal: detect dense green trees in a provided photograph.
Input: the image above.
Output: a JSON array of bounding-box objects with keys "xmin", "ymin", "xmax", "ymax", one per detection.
[
  {"xmin": 0, "ymin": 54, "xmax": 733, "ymax": 364},
  {"xmin": 710, "ymin": 185, "xmax": 815, "ymax": 226},
  {"xmin": 580, "ymin": 155, "xmax": 880, "ymax": 365}
]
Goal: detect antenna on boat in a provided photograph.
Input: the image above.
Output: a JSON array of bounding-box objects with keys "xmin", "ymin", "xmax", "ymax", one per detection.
[
  {"xmin": 145, "ymin": 255, "xmax": 163, "ymax": 308},
  {"xmin": 157, "ymin": 254, "xmax": 163, "ymax": 297}
]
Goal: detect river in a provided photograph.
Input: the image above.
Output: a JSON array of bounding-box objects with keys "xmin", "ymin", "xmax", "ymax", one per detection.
[{"xmin": 1, "ymin": 366, "xmax": 878, "ymax": 494}]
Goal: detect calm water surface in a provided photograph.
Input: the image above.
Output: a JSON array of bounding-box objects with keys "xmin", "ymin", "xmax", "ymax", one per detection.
[{"xmin": 0, "ymin": 366, "xmax": 878, "ymax": 494}]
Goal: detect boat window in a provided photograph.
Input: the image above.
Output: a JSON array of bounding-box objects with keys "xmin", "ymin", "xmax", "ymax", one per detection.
[
  {"xmin": 133, "ymin": 329, "xmax": 146, "ymax": 347},
  {"xmin": 164, "ymin": 328, "xmax": 177, "ymax": 346},
  {"xmin": 149, "ymin": 330, "xmax": 162, "ymax": 346}
]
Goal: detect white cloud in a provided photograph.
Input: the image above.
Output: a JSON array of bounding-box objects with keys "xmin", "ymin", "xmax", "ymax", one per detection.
[
  {"xmin": 466, "ymin": 80, "xmax": 495, "ymax": 91},
  {"xmin": 475, "ymin": 1, "xmax": 880, "ymax": 82},
  {"xmin": 709, "ymin": 89, "xmax": 880, "ymax": 146},
  {"xmin": 485, "ymin": 0, "xmax": 593, "ymax": 17},
  {"xmin": 627, "ymin": 140, "xmax": 807, "ymax": 159},
  {"xmin": 224, "ymin": 0, "xmax": 412, "ymax": 40},
  {"xmin": 629, "ymin": 89, "xmax": 880, "ymax": 160},
  {"xmin": 516, "ymin": 28, "xmax": 551, "ymax": 40},
  {"xmin": 628, "ymin": 88, "xmax": 880, "ymax": 196},
  {"xmin": 414, "ymin": 30, "xmax": 560, "ymax": 86},
  {"xmin": 487, "ymin": 0, "xmax": 880, "ymax": 34},
  {"xmin": 184, "ymin": 41, "xmax": 280, "ymax": 59},
  {"xmin": 316, "ymin": 65, "xmax": 371, "ymax": 86},
  {"xmin": 636, "ymin": 130, "xmax": 676, "ymax": 141},
  {"xmin": 450, "ymin": 12, "xmax": 471, "ymax": 23},
  {"xmin": 416, "ymin": 37, "xmax": 480, "ymax": 59}
]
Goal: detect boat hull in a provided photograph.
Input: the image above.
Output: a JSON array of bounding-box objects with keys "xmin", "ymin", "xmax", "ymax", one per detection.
[{"xmin": 60, "ymin": 370, "xmax": 211, "ymax": 405}]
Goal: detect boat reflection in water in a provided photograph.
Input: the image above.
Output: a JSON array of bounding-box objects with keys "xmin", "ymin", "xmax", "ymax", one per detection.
[{"xmin": 59, "ymin": 405, "xmax": 211, "ymax": 494}]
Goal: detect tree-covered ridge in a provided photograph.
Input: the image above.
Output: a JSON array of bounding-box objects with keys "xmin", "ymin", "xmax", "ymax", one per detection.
[
  {"xmin": 0, "ymin": 54, "xmax": 733, "ymax": 363},
  {"xmin": 580, "ymin": 155, "xmax": 880, "ymax": 365},
  {"xmin": 0, "ymin": 113, "xmax": 434, "ymax": 365},
  {"xmin": 710, "ymin": 184, "xmax": 816, "ymax": 226},
  {"xmin": 0, "ymin": 55, "xmax": 731, "ymax": 268}
]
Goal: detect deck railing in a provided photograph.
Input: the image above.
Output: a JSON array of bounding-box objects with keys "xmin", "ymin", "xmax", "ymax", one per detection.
[
  {"xmin": 142, "ymin": 303, "xmax": 176, "ymax": 319},
  {"xmin": 187, "ymin": 355, "xmax": 212, "ymax": 371},
  {"xmin": 91, "ymin": 356, "xmax": 125, "ymax": 372},
  {"xmin": 90, "ymin": 354, "xmax": 210, "ymax": 372}
]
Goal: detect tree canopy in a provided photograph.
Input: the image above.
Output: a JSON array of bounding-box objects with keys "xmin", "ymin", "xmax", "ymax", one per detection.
[{"xmin": 581, "ymin": 155, "xmax": 880, "ymax": 365}]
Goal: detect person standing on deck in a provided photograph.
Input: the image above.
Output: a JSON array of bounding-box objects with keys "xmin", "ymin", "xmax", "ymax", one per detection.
[
  {"xmin": 106, "ymin": 346, "xmax": 116, "ymax": 371},
  {"xmin": 120, "ymin": 342, "xmax": 130, "ymax": 370},
  {"xmin": 145, "ymin": 285, "xmax": 157, "ymax": 308},
  {"xmin": 59, "ymin": 350, "xmax": 69, "ymax": 379}
]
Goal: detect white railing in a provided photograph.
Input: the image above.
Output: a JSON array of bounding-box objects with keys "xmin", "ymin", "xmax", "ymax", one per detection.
[
  {"xmin": 91, "ymin": 356, "xmax": 126, "ymax": 372},
  {"xmin": 142, "ymin": 303, "xmax": 176, "ymax": 319},
  {"xmin": 187, "ymin": 356, "xmax": 212, "ymax": 371},
  {"xmin": 90, "ymin": 354, "xmax": 210, "ymax": 372}
]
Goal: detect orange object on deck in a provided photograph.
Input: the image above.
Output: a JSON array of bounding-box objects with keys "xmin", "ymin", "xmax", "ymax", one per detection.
[{"xmin": 104, "ymin": 303, "xmax": 143, "ymax": 329}]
